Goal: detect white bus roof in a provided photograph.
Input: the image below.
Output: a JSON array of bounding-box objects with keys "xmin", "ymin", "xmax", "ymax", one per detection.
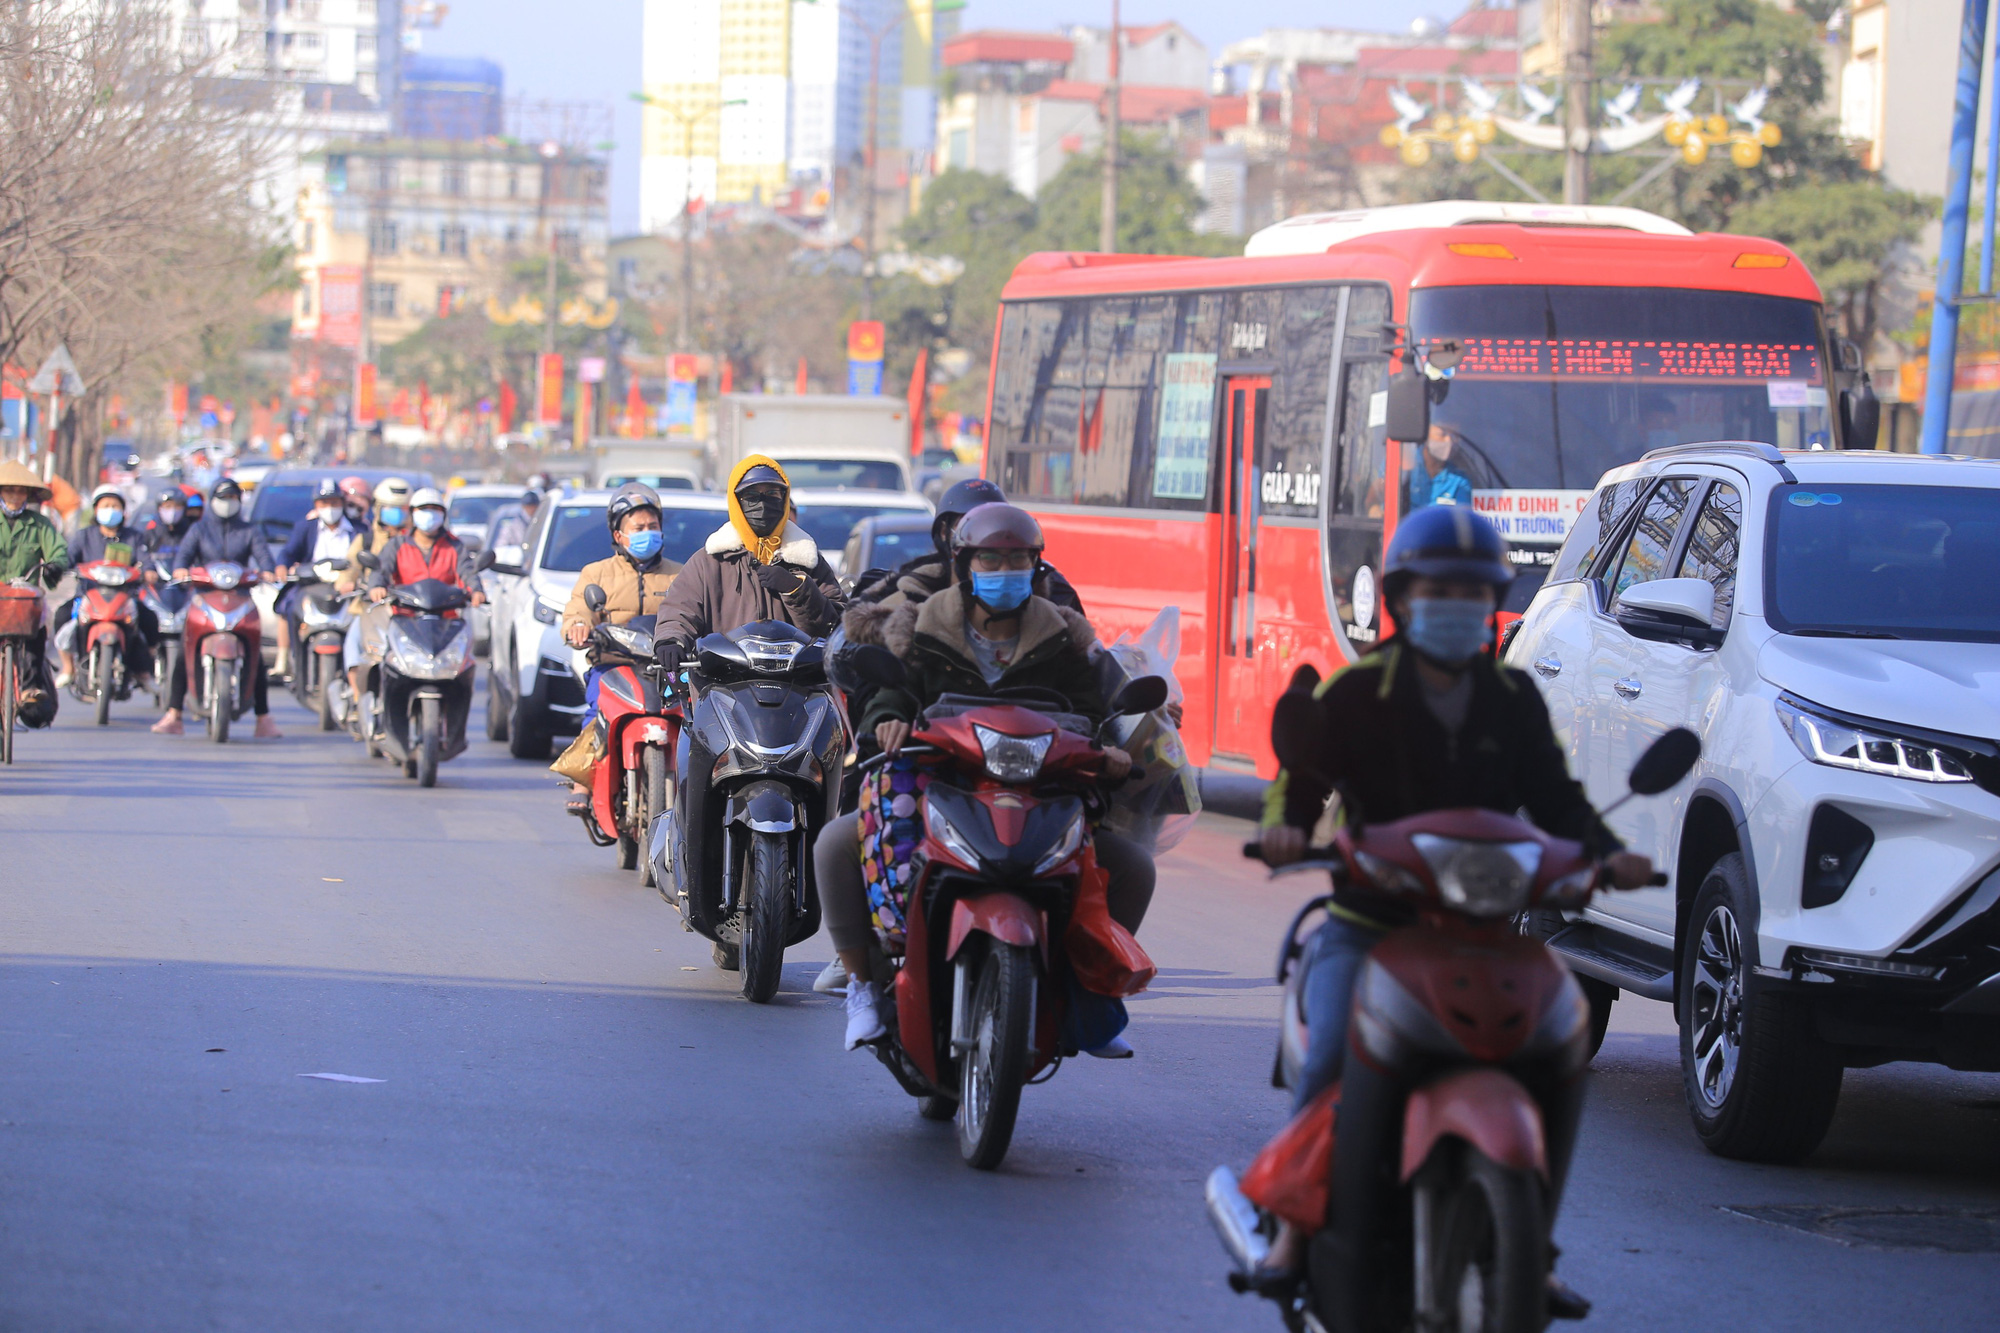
[{"xmin": 1243, "ymin": 201, "xmax": 1693, "ymax": 257}]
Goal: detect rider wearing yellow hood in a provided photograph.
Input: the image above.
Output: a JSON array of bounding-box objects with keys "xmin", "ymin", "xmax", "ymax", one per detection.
[{"xmin": 651, "ymin": 454, "xmax": 844, "ymax": 667}]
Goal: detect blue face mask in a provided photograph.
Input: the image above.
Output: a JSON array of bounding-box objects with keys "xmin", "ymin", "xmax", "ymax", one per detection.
[
  {"xmin": 379, "ymin": 506, "xmax": 406, "ymax": 528},
  {"xmin": 1405, "ymin": 597, "xmax": 1493, "ymax": 664},
  {"xmin": 413, "ymin": 509, "xmax": 444, "ymax": 533},
  {"xmin": 97, "ymin": 507, "xmax": 124, "ymax": 528},
  {"xmin": 624, "ymin": 528, "xmax": 663, "ymax": 561},
  {"xmin": 971, "ymin": 569, "xmax": 1034, "ymax": 612}
]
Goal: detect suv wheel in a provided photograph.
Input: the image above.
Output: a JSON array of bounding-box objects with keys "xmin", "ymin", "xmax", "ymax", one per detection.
[
  {"xmin": 505, "ymin": 645, "xmax": 551, "ymax": 761},
  {"xmin": 484, "ymin": 661, "xmax": 510, "ymax": 742},
  {"xmin": 1679, "ymin": 853, "xmax": 1842, "ymax": 1162}
]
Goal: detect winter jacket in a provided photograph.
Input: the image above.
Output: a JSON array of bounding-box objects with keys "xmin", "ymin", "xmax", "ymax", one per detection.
[
  {"xmin": 852, "ymin": 550, "xmax": 1086, "ymax": 614},
  {"xmin": 171, "ymin": 515, "xmax": 271, "ymax": 575},
  {"xmin": 66, "ymin": 524, "xmax": 149, "ymax": 591},
  {"xmin": 337, "ymin": 522, "xmax": 405, "ymax": 593},
  {"xmin": 562, "ymin": 550, "xmax": 680, "ymax": 639},
  {"xmin": 278, "ymin": 513, "xmax": 364, "ymax": 570},
  {"xmin": 653, "ymin": 519, "xmax": 844, "ymax": 650},
  {"xmin": 368, "ymin": 530, "xmax": 477, "ymax": 593},
  {"xmin": 0, "ymin": 507, "xmax": 67, "ymax": 586},
  {"xmin": 842, "ymin": 582, "xmax": 1104, "ymax": 734}
]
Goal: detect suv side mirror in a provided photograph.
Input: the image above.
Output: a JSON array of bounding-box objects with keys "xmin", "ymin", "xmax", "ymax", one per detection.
[
  {"xmin": 1385, "ymin": 367, "xmax": 1430, "ymax": 443},
  {"xmin": 1615, "ymin": 578, "xmax": 1722, "ymax": 647}
]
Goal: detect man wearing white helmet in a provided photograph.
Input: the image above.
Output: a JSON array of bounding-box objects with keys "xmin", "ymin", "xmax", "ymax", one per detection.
[
  {"xmin": 339, "ymin": 478, "xmax": 414, "ymax": 720},
  {"xmin": 365, "ymin": 487, "xmax": 481, "ymax": 602}
]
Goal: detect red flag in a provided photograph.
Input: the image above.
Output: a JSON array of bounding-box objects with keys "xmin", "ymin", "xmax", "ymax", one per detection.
[
  {"xmin": 498, "ymin": 379, "xmax": 517, "ymax": 433},
  {"xmin": 906, "ymin": 347, "xmax": 929, "ymax": 457},
  {"xmin": 720, "ymin": 361, "xmax": 734, "ymax": 394},
  {"xmin": 796, "ymin": 357, "xmax": 809, "ymax": 395},
  {"xmin": 625, "ymin": 376, "xmax": 646, "ymax": 438}
]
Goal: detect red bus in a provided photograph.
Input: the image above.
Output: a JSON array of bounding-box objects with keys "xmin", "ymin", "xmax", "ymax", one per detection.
[{"xmin": 983, "ymin": 201, "xmax": 1844, "ymax": 776}]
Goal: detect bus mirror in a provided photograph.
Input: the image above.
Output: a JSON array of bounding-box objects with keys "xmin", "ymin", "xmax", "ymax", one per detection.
[
  {"xmin": 1841, "ymin": 375, "xmax": 1881, "ymax": 451},
  {"xmin": 1386, "ymin": 369, "xmax": 1431, "ymax": 443}
]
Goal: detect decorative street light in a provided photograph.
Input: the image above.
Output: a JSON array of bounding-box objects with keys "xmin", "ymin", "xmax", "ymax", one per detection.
[{"xmin": 630, "ymin": 90, "xmax": 748, "ymax": 348}]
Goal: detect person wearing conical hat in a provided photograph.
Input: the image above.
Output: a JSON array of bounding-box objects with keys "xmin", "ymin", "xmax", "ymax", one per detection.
[{"xmin": 0, "ymin": 460, "xmax": 71, "ymax": 722}]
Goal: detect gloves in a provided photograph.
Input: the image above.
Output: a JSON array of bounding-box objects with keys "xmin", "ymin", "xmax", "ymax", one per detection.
[
  {"xmin": 656, "ymin": 639, "xmax": 685, "ymax": 673},
  {"xmin": 754, "ymin": 562, "xmax": 806, "ymax": 598}
]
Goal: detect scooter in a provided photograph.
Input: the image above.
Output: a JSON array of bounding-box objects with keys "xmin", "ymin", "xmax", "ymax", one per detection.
[
  {"xmin": 283, "ymin": 558, "xmax": 355, "ymax": 732},
  {"xmin": 571, "ymin": 586, "xmax": 680, "ymax": 885},
  {"xmin": 647, "ymin": 620, "xmax": 847, "ymax": 1004},
  {"xmin": 141, "ymin": 554, "xmax": 186, "ymax": 711},
  {"xmin": 1204, "ymin": 697, "xmax": 1699, "ymax": 1333},
  {"xmin": 351, "ymin": 551, "xmax": 491, "ymax": 787},
  {"xmin": 67, "ymin": 557, "xmax": 143, "ymax": 726},
  {"xmin": 832, "ymin": 642, "xmax": 1169, "ymax": 1170},
  {"xmin": 181, "ymin": 562, "xmax": 261, "ymax": 744}
]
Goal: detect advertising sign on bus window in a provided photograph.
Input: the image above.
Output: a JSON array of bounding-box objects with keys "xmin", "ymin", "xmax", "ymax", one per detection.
[
  {"xmin": 1152, "ymin": 353, "xmax": 1217, "ymax": 500},
  {"xmin": 1471, "ymin": 489, "xmax": 1593, "ymax": 542}
]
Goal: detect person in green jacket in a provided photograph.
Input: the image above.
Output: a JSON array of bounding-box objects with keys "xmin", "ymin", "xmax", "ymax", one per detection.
[{"xmin": 0, "ymin": 460, "xmax": 72, "ymax": 720}]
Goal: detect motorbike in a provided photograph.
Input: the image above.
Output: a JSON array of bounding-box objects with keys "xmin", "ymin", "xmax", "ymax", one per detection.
[
  {"xmin": 140, "ymin": 555, "xmax": 186, "ymax": 711},
  {"xmin": 283, "ymin": 558, "xmax": 356, "ymax": 732},
  {"xmin": 0, "ymin": 563, "xmax": 50, "ymax": 763},
  {"xmin": 1204, "ymin": 692, "xmax": 1699, "ymax": 1333},
  {"xmin": 351, "ymin": 550, "xmax": 492, "ymax": 787},
  {"xmin": 66, "ymin": 557, "xmax": 143, "ymax": 726},
  {"xmin": 570, "ymin": 586, "xmax": 680, "ymax": 885},
  {"xmin": 647, "ymin": 620, "xmax": 847, "ymax": 1004},
  {"xmin": 181, "ymin": 562, "xmax": 262, "ymax": 744},
  {"xmin": 830, "ymin": 642, "xmax": 1170, "ymax": 1170}
]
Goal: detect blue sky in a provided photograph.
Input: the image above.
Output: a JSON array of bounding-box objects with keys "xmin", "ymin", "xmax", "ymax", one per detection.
[{"xmin": 419, "ymin": 0, "xmax": 1468, "ymax": 233}]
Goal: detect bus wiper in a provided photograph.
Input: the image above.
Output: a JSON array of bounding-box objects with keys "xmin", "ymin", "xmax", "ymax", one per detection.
[{"xmin": 1791, "ymin": 628, "xmax": 1905, "ymax": 639}]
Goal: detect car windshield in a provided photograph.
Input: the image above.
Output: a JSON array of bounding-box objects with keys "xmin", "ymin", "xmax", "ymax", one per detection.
[
  {"xmin": 776, "ymin": 458, "xmax": 904, "ymax": 490},
  {"xmin": 447, "ymin": 495, "xmax": 507, "ymax": 527},
  {"xmin": 793, "ymin": 503, "xmax": 924, "ymax": 556},
  {"xmin": 539, "ymin": 503, "xmax": 718, "ymax": 572},
  {"xmin": 1768, "ymin": 483, "xmax": 2000, "ymax": 643},
  {"xmin": 866, "ymin": 525, "xmax": 932, "ymax": 568},
  {"xmin": 1407, "ymin": 286, "xmax": 1832, "ymax": 543},
  {"xmin": 602, "ymin": 473, "xmax": 697, "ymax": 490}
]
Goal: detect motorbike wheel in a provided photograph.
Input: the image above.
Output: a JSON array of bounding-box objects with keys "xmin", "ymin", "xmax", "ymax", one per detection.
[
  {"xmin": 209, "ymin": 664, "xmax": 232, "ymax": 744},
  {"xmin": 1428, "ymin": 1149, "xmax": 1548, "ymax": 1333},
  {"xmin": 615, "ymin": 793, "xmax": 640, "ymax": 869},
  {"xmin": 416, "ymin": 696, "xmax": 441, "ymax": 788},
  {"xmin": 484, "ymin": 665, "xmax": 509, "ymax": 742},
  {"xmin": 638, "ymin": 749, "xmax": 667, "ymax": 888},
  {"xmin": 317, "ymin": 657, "xmax": 339, "ymax": 732},
  {"xmin": 956, "ymin": 942, "xmax": 1035, "ymax": 1170},
  {"xmin": 739, "ymin": 832, "xmax": 791, "ymax": 1004},
  {"xmin": 1, "ymin": 641, "xmax": 16, "ymax": 764},
  {"xmin": 93, "ymin": 643, "xmax": 114, "ymax": 726},
  {"xmin": 362, "ymin": 690, "xmax": 383, "ymax": 759}
]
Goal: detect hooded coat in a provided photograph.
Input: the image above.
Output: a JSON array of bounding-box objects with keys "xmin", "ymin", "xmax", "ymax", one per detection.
[
  {"xmin": 852, "ymin": 550, "xmax": 1086, "ymax": 613},
  {"xmin": 841, "ymin": 582, "xmax": 1103, "ymax": 733},
  {"xmin": 652, "ymin": 455, "xmax": 844, "ymax": 649}
]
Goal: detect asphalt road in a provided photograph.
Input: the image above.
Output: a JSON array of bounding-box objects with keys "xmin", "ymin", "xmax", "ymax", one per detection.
[{"xmin": 2, "ymin": 686, "xmax": 1998, "ymax": 1330}]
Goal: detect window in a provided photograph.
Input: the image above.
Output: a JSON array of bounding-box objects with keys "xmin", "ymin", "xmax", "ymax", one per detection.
[
  {"xmin": 368, "ymin": 219, "xmax": 397, "ymax": 254},
  {"xmin": 615, "ymin": 257, "xmax": 638, "ymax": 289},
  {"xmin": 442, "ymin": 162, "xmax": 466, "ymax": 196},
  {"xmin": 299, "ymin": 283, "xmax": 313, "ymax": 318},
  {"xmin": 438, "ymin": 224, "xmax": 468, "ymax": 257},
  {"xmin": 366, "ymin": 282, "xmax": 398, "ymax": 317},
  {"xmin": 373, "ymin": 158, "xmax": 395, "ymax": 192},
  {"xmin": 992, "ymin": 301, "xmax": 1080, "ymax": 503},
  {"xmin": 554, "ymin": 229, "xmax": 581, "ymax": 261},
  {"xmin": 1675, "ymin": 483, "xmax": 1741, "ymax": 629},
  {"xmin": 301, "ymin": 220, "xmax": 315, "ymax": 252},
  {"xmin": 507, "ymin": 169, "xmax": 519, "ymax": 198},
  {"xmin": 1550, "ymin": 477, "xmax": 1645, "ymax": 584},
  {"xmin": 1332, "ymin": 285, "xmax": 1392, "ymax": 517},
  {"xmin": 1261, "ymin": 285, "xmax": 1341, "ymax": 517},
  {"xmin": 948, "ymin": 127, "xmax": 970, "ymax": 168},
  {"xmin": 1607, "ymin": 478, "xmax": 1697, "ymax": 607}
]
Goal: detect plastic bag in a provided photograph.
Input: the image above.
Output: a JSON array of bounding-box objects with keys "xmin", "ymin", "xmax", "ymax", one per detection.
[
  {"xmin": 1064, "ymin": 843, "xmax": 1156, "ymax": 997},
  {"xmin": 1239, "ymin": 1083, "xmax": 1339, "ymax": 1232},
  {"xmin": 549, "ymin": 720, "xmax": 603, "ymax": 784},
  {"xmin": 1095, "ymin": 607, "xmax": 1201, "ymax": 853}
]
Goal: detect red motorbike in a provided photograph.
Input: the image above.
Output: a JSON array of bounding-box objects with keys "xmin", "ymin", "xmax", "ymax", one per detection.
[
  {"xmin": 68, "ymin": 558, "xmax": 143, "ymax": 726},
  {"xmin": 1206, "ymin": 697, "xmax": 1698, "ymax": 1333},
  {"xmin": 181, "ymin": 562, "xmax": 261, "ymax": 744},
  {"xmin": 840, "ymin": 643, "xmax": 1168, "ymax": 1169},
  {"xmin": 572, "ymin": 588, "xmax": 680, "ymax": 885}
]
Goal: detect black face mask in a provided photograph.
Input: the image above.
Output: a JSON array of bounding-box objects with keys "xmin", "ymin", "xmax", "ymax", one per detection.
[{"xmin": 736, "ymin": 490, "xmax": 786, "ymax": 538}]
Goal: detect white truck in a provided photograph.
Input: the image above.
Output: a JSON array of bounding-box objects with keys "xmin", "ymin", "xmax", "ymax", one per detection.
[
  {"xmin": 591, "ymin": 437, "xmax": 708, "ymax": 491},
  {"xmin": 714, "ymin": 394, "xmax": 912, "ymax": 491}
]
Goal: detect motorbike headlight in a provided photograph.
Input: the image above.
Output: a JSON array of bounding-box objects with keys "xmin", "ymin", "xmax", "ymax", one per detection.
[
  {"xmin": 974, "ymin": 725, "xmax": 1054, "ymax": 783},
  {"xmin": 926, "ymin": 802, "xmax": 983, "ymax": 869},
  {"xmin": 94, "ymin": 566, "xmax": 132, "ymax": 586},
  {"xmin": 203, "ymin": 597, "xmax": 248, "ymax": 631},
  {"xmin": 1033, "ymin": 812, "xmax": 1086, "ymax": 875},
  {"xmin": 532, "ymin": 597, "xmax": 561, "ymax": 624},
  {"xmin": 208, "ymin": 567, "xmax": 242, "ymax": 590},
  {"xmin": 299, "ymin": 599, "xmax": 333, "ymax": 626},
  {"xmin": 603, "ymin": 623, "xmax": 655, "ymax": 657},
  {"xmin": 1409, "ymin": 835, "xmax": 1542, "ymax": 918},
  {"xmin": 738, "ymin": 635, "xmax": 804, "ymax": 672},
  {"xmin": 1775, "ymin": 695, "xmax": 1975, "ymax": 784}
]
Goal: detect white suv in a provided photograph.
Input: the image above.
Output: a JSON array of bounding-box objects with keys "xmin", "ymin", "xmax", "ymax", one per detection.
[{"xmin": 1507, "ymin": 442, "xmax": 2000, "ymax": 1163}]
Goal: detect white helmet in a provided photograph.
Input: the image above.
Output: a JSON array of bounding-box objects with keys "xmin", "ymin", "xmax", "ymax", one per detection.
[{"xmin": 411, "ymin": 486, "xmax": 446, "ymax": 510}]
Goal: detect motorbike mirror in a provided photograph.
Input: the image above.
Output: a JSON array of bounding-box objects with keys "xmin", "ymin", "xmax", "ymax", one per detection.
[
  {"xmin": 1628, "ymin": 727, "xmax": 1701, "ymax": 796},
  {"xmin": 354, "ymin": 550, "xmax": 380, "ymax": 570},
  {"xmin": 1108, "ymin": 675, "xmax": 1169, "ymax": 717},
  {"xmin": 473, "ymin": 548, "xmax": 497, "ymax": 573},
  {"xmin": 1269, "ymin": 687, "xmax": 1325, "ymax": 775},
  {"xmin": 583, "ymin": 583, "xmax": 607, "ymax": 613}
]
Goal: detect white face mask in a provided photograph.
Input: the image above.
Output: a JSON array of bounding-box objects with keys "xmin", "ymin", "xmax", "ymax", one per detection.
[
  {"xmin": 317, "ymin": 505, "xmax": 342, "ymax": 526},
  {"xmin": 212, "ymin": 498, "xmax": 240, "ymax": 518}
]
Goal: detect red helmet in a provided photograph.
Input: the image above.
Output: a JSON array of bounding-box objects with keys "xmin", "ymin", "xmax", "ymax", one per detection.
[{"xmin": 338, "ymin": 475, "xmax": 371, "ymax": 505}]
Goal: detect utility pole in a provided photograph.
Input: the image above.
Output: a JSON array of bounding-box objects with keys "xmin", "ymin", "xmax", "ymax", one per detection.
[
  {"xmin": 540, "ymin": 141, "xmax": 560, "ymax": 357},
  {"xmin": 863, "ymin": 18, "xmax": 889, "ymax": 319},
  {"xmin": 1099, "ymin": 0, "xmax": 1120, "ymax": 253},
  {"xmin": 1562, "ymin": 0, "xmax": 1593, "ymax": 206},
  {"xmin": 629, "ymin": 91, "xmax": 741, "ymax": 349}
]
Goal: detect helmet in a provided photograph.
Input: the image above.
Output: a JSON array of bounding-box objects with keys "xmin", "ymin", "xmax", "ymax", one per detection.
[
  {"xmin": 606, "ymin": 481, "xmax": 662, "ymax": 533},
  {"xmin": 177, "ymin": 484, "xmax": 203, "ymax": 513},
  {"xmin": 520, "ymin": 488, "xmax": 543, "ymax": 508},
  {"xmin": 410, "ymin": 486, "xmax": 446, "ymax": 510},
  {"xmin": 338, "ymin": 476, "xmax": 372, "ymax": 504},
  {"xmin": 932, "ymin": 477, "xmax": 1006, "ymax": 554},
  {"xmin": 210, "ymin": 478, "xmax": 242, "ymax": 503},
  {"xmin": 312, "ymin": 478, "xmax": 342, "ymax": 501},
  {"xmin": 373, "ymin": 478, "xmax": 412, "ymax": 506},
  {"xmin": 88, "ymin": 484, "xmax": 124, "ymax": 509},
  {"xmin": 951, "ymin": 501, "xmax": 1044, "ymax": 582},
  {"xmin": 1381, "ymin": 505, "xmax": 1514, "ymax": 607}
]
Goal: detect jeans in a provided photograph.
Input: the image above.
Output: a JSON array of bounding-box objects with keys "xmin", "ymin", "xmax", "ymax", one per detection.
[{"xmin": 1294, "ymin": 913, "xmax": 1388, "ymax": 1113}]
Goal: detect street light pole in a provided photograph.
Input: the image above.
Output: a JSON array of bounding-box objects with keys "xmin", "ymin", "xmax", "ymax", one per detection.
[
  {"xmin": 1099, "ymin": 0, "xmax": 1120, "ymax": 254},
  {"xmin": 630, "ymin": 91, "xmax": 743, "ymax": 349},
  {"xmin": 1562, "ymin": 0, "xmax": 1593, "ymax": 206},
  {"xmin": 862, "ymin": 18, "xmax": 890, "ymax": 320}
]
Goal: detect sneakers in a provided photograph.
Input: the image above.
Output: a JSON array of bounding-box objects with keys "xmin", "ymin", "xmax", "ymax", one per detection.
[
  {"xmin": 151, "ymin": 710, "xmax": 183, "ymax": 735},
  {"xmin": 844, "ymin": 978, "xmax": 886, "ymax": 1049},
  {"xmin": 1084, "ymin": 1034, "xmax": 1135, "ymax": 1059},
  {"xmin": 51, "ymin": 668, "xmax": 72, "ymax": 689},
  {"xmin": 813, "ymin": 959, "xmax": 850, "ymax": 995}
]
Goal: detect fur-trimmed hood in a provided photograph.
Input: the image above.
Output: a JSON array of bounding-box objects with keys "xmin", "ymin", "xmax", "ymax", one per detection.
[
  {"xmin": 843, "ymin": 582, "xmax": 1095, "ymax": 663},
  {"xmin": 704, "ymin": 518, "xmax": 818, "ymax": 568}
]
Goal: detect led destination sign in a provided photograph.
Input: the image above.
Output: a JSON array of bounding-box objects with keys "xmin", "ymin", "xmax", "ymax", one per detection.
[{"xmin": 1440, "ymin": 337, "xmax": 1823, "ymax": 384}]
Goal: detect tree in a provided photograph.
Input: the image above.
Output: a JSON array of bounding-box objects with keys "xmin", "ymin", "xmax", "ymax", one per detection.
[
  {"xmin": 1729, "ymin": 180, "xmax": 1930, "ymax": 355},
  {"xmin": 1031, "ymin": 134, "xmax": 1237, "ymax": 257}
]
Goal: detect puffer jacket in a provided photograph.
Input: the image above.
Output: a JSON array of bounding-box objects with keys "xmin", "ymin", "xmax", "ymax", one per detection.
[
  {"xmin": 842, "ymin": 582, "xmax": 1103, "ymax": 733},
  {"xmin": 853, "ymin": 550, "xmax": 1086, "ymax": 613},
  {"xmin": 653, "ymin": 519, "xmax": 843, "ymax": 650},
  {"xmin": 172, "ymin": 515, "xmax": 271, "ymax": 574},
  {"xmin": 562, "ymin": 550, "xmax": 680, "ymax": 637}
]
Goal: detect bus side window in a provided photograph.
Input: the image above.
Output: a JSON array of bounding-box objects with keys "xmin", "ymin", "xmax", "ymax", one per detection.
[
  {"xmin": 1334, "ymin": 360, "xmax": 1388, "ymax": 517},
  {"xmin": 1262, "ymin": 285, "xmax": 1341, "ymax": 517}
]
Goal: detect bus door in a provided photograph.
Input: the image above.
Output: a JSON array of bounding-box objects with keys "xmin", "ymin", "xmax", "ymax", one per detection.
[{"xmin": 1211, "ymin": 376, "xmax": 1270, "ymax": 763}]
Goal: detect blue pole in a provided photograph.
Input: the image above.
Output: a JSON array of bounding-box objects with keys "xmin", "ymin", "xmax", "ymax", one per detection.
[
  {"xmin": 1924, "ymin": 0, "xmax": 1995, "ymax": 453},
  {"xmin": 1985, "ymin": 14, "xmax": 2000, "ymax": 294}
]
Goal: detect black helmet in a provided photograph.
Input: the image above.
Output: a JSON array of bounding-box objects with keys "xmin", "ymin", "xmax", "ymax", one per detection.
[
  {"xmin": 521, "ymin": 488, "xmax": 543, "ymax": 508},
  {"xmin": 211, "ymin": 478, "xmax": 242, "ymax": 503},
  {"xmin": 932, "ymin": 477, "xmax": 1006, "ymax": 554},
  {"xmin": 605, "ymin": 481, "xmax": 662, "ymax": 534},
  {"xmin": 1381, "ymin": 505, "xmax": 1513, "ymax": 606}
]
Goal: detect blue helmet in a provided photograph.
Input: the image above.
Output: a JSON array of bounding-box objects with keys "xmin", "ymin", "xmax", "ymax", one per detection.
[{"xmin": 1383, "ymin": 504, "xmax": 1513, "ymax": 603}]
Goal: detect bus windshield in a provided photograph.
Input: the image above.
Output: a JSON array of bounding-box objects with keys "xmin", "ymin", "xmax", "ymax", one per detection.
[{"xmin": 1408, "ymin": 286, "xmax": 1832, "ymax": 542}]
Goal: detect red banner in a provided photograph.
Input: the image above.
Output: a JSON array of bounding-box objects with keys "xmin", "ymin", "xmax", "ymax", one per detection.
[
  {"xmin": 318, "ymin": 265, "xmax": 363, "ymax": 349},
  {"xmin": 356, "ymin": 363, "xmax": 378, "ymax": 425},
  {"xmin": 537, "ymin": 353, "xmax": 563, "ymax": 424}
]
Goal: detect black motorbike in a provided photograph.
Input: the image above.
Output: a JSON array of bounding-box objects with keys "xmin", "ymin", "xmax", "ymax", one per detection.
[
  {"xmin": 648, "ymin": 620, "xmax": 849, "ymax": 1003},
  {"xmin": 281, "ymin": 557, "xmax": 356, "ymax": 732},
  {"xmin": 352, "ymin": 552, "xmax": 493, "ymax": 787}
]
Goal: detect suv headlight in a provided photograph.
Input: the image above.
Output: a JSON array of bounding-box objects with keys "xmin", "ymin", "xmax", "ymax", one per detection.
[
  {"xmin": 1776, "ymin": 695, "xmax": 1974, "ymax": 784},
  {"xmin": 1409, "ymin": 835, "xmax": 1541, "ymax": 918},
  {"xmin": 974, "ymin": 724, "xmax": 1053, "ymax": 782}
]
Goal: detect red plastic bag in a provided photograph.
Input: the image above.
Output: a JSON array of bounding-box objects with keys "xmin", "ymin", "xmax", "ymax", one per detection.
[
  {"xmin": 1240, "ymin": 1083, "xmax": 1339, "ymax": 1232},
  {"xmin": 1064, "ymin": 844, "xmax": 1156, "ymax": 997}
]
